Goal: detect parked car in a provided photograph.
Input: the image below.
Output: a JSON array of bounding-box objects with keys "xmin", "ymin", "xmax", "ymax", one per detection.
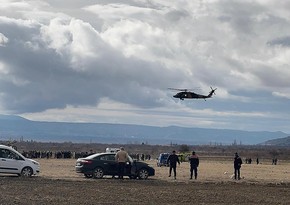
[
  {"xmin": 105, "ymin": 147, "xmax": 120, "ymax": 153},
  {"xmin": 157, "ymin": 153, "xmax": 170, "ymax": 167},
  {"xmin": 0, "ymin": 145, "xmax": 40, "ymax": 177},
  {"xmin": 75, "ymin": 152, "xmax": 155, "ymax": 180}
]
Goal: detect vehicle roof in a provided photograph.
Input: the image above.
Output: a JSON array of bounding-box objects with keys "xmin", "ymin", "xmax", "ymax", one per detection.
[
  {"xmin": 85, "ymin": 152, "xmax": 115, "ymax": 159},
  {"xmin": 105, "ymin": 148, "xmax": 120, "ymax": 153},
  {"xmin": 159, "ymin": 153, "xmax": 170, "ymax": 155},
  {"xmin": 0, "ymin": 144, "xmax": 15, "ymax": 149}
]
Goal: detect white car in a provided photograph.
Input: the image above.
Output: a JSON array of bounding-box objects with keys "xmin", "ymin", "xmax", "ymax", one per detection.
[{"xmin": 0, "ymin": 144, "xmax": 40, "ymax": 177}]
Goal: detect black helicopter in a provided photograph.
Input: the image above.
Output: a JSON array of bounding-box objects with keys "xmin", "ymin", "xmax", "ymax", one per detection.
[{"xmin": 168, "ymin": 87, "xmax": 217, "ymax": 100}]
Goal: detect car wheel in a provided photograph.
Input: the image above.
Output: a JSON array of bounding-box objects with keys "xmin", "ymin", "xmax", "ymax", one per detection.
[
  {"xmin": 84, "ymin": 173, "xmax": 93, "ymax": 178},
  {"xmin": 21, "ymin": 167, "xmax": 33, "ymax": 177},
  {"xmin": 93, "ymin": 167, "xmax": 104, "ymax": 179},
  {"xmin": 138, "ymin": 168, "xmax": 149, "ymax": 180}
]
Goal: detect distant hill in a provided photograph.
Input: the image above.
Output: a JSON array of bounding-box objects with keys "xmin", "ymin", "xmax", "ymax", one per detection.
[
  {"xmin": 262, "ymin": 136, "xmax": 290, "ymax": 146},
  {"xmin": 0, "ymin": 114, "xmax": 289, "ymax": 145}
]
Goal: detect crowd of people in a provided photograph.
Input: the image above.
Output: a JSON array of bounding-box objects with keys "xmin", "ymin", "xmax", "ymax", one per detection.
[
  {"xmin": 20, "ymin": 149, "xmax": 151, "ymax": 161},
  {"xmin": 21, "ymin": 150, "xmax": 89, "ymax": 159}
]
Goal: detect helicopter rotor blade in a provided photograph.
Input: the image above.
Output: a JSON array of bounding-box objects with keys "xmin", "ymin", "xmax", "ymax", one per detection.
[
  {"xmin": 168, "ymin": 88, "xmax": 188, "ymax": 92},
  {"xmin": 168, "ymin": 87, "xmax": 200, "ymax": 92}
]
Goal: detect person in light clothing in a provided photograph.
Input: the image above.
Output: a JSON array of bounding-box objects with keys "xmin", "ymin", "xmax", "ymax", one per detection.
[{"xmin": 115, "ymin": 147, "xmax": 129, "ymax": 179}]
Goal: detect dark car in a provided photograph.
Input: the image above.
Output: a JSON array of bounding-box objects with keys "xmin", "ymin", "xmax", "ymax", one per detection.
[
  {"xmin": 157, "ymin": 153, "xmax": 170, "ymax": 167},
  {"xmin": 75, "ymin": 152, "xmax": 155, "ymax": 180}
]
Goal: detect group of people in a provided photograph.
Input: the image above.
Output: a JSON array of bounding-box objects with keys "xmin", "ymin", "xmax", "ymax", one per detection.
[
  {"xmin": 115, "ymin": 147, "xmax": 243, "ymax": 180},
  {"xmin": 166, "ymin": 150, "xmax": 200, "ymax": 180},
  {"xmin": 166, "ymin": 150, "xmax": 243, "ymax": 180}
]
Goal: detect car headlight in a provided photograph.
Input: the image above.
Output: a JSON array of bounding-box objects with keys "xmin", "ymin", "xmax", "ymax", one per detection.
[{"xmin": 32, "ymin": 161, "xmax": 40, "ymax": 165}]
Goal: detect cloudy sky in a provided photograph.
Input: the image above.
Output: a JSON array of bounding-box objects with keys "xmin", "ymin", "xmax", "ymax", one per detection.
[{"xmin": 1, "ymin": 0, "xmax": 290, "ymax": 133}]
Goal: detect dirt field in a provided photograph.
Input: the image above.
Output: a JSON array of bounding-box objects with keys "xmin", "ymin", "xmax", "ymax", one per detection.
[{"xmin": 0, "ymin": 158, "xmax": 289, "ymax": 205}]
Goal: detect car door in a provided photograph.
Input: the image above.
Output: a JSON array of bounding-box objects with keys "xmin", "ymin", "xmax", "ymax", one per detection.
[
  {"xmin": 99, "ymin": 154, "xmax": 118, "ymax": 175},
  {"xmin": 0, "ymin": 148, "xmax": 24, "ymax": 174}
]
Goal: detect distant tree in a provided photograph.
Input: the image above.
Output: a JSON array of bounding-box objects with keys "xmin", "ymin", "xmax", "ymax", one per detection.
[
  {"xmin": 179, "ymin": 144, "xmax": 190, "ymax": 153},
  {"xmin": 269, "ymin": 150, "xmax": 279, "ymax": 157}
]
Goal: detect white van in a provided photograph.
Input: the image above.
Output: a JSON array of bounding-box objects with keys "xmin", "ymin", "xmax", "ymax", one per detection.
[{"xmin": 0, "ymin": 145, "xmax": 40, "ymax": 177}]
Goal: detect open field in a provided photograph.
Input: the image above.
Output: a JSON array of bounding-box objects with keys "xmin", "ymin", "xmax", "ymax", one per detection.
[
  {"xmin": 0, "ymin": 158, "xmax": 289, "ymax": 205},
  {"xmin": 37, "ymin": 158, "xmax": 290, "ymax": 183}
]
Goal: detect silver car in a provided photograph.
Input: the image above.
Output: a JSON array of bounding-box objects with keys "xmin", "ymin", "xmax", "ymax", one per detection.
[{"xmin": 0, "ymin": 145, "xmax": 40, "ymax": 177}]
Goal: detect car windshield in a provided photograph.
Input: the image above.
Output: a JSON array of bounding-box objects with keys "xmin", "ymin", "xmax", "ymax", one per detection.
[
  {"xmin": 0, "ymin": 148, "xmax": 22, "ymax": 160},
  {"xmin": 160, "ymin": 154, "xmax": 169, "ymax": 159}
]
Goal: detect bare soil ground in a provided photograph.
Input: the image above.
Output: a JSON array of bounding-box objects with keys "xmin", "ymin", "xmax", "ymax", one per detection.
[{"xmin": 0, "ymin": 158, "xmax": 289, "ymax": 205}]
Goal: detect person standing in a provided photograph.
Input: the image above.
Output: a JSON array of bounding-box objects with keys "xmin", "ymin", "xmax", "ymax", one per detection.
[
  {"xmin": 234, "ymin": 152, "xmax": 242, "ymax": 180},
  {"xmin": 166, "ymin": 150, "xmax": 180, "ymax": 179},
  {"xmin": 189, "ymin": 151, "xmax": 199, "ymax": 180},
  {"xmin": 115, "ymin": 147, "xmax": 129, "ymax": 179}
]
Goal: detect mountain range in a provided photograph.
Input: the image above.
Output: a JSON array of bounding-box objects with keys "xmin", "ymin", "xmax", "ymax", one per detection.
[
  {"xmin": 0, "ymin": 114, "xmax": 289, "ymax": 145},
  {"xmin": 263, "ymin": 136, "xmax": 290, "ymax": 146}
]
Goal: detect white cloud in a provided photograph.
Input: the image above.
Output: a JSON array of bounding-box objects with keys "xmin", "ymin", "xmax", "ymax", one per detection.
[
  {"xmin": 0, "ymin": 33, "xmax": 9, "ymax": 46},
  {"xmin": 0, "ymin": 61, "xmax": 8, "ymax": 74},
  {"xmin": 84, "ymin": 3, "xmax": 155, "ymax": 21},
  {"xmin": 272, "ymin": 91, "xmax": 290, "ymax": 100},
  {"xmin": 0, "ymin": 0, "xmax": 31, "ymax": 10}
]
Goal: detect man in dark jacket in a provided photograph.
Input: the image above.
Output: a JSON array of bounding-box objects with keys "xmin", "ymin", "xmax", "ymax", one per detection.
[
  {"xmin": 166, "ymin": 150, "xmax": 180, "ymax": 179},
  {"xmin": 234, "ymin": 152, "xmax": 242, "ymax": 180},
  {"xmin": 189, "ymin": 151, "xmax": 199, "ymax": 179}
]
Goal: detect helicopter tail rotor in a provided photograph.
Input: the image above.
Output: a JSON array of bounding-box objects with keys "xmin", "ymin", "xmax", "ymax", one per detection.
[
  {"xmin": 210, "ymin": 87, "xmax": 217, "ymax": 94},
  {"xmin": 208, "ymin": 87, "xmax": 217, "ymax": 97}
]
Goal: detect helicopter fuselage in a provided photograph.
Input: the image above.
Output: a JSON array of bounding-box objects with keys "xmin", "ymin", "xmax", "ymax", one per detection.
[{"xmin": 173, "ymin": 91, "xmax": 207, "ymax": 100}]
